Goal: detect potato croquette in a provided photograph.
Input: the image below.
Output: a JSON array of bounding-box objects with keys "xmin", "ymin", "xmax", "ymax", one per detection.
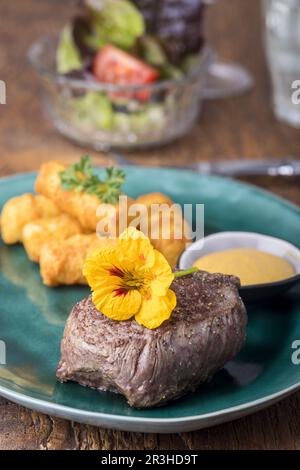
[
  {"xmin": 135, "ymin": 192, "xmax": 191, "ymax": 268},
  {"xmin": 1, "ymin": 193, "xmax": 60, "ymax": 244},
  {"xmin": 35, "ymin": 161, "xmax": 134, "ymax": 234},
  {"xmin": 22, "ymin": 214, "xmax": 82, "ymax": 262},
  {"xmin": 34, "ymin": 195, "xmax": 61, "ymax": 218},
  {"xmin": 40, "ymin": 234, "xmax": 116, "ymax": 286}
]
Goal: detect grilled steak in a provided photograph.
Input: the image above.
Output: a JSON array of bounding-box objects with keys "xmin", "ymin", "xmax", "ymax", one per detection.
[{"xmin": 57, "ymin": 271, "xmax": 247, "ymax": 408}]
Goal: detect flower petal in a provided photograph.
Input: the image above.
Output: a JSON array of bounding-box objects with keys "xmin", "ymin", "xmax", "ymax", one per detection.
[
  {"xmin": 84, "ymin": 248, "xmax": 133, "ymax": 284},
  {"xmin": 118, "ymin": 237, "xmax": 155, "ymax": 269},
  {"xmin": 135, "ymin": 289, "xmax": 177, "ymax": 329},
  {"xmin": 93, "ymin": 287, "xmax": 142, "ymax": 321},
  {"xmin": 83, "ymin": 227, "xmax": 176, "ymax": 327},
  {"xmin": 149, "ymin": 250, "xmax": 174, "ymax": 296},
  {"xmin": 119, "ymin": 227, "xmax": 147, "ymax": 240}
]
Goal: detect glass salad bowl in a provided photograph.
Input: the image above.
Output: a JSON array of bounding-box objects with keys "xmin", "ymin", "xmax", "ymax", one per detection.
[{"xmin": 28, "ymin": 36, "xmax": 214, "ymax": 150}]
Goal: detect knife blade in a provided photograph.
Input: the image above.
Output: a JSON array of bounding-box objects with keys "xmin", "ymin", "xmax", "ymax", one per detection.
[
  {"xmin": 111, "ymin": 154, "xmax": 300, "ymax": 177},
  {"xmin": 193, "ymin": 158, "xmax": 300, "ymax": 176}
]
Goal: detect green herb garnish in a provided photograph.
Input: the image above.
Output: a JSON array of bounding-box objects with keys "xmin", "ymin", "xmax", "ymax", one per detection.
[{"xmin": 59, "ymin": 155, "xmax": 125, "ymax": 205}]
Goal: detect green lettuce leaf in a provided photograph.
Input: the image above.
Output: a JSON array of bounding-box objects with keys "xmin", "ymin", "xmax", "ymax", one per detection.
[
  {"xmin": 56, "ymin": 24, "xmax": 83, "ymax": 74},
  {"xmin": 84, "ymin": 0, "xmax": 145, "ymax": 50},
  {"xmin": 73, "ymin": 92, "xmax": 114, "ymax": 130},
  {"xmin": 114, "ymin": 105, "xmax": 166, "ymax": 134},
  {"xmin": 138, "ymin": 35, "xmax": 183, "ymax": 79},
  {"xmin": 138, "ymin": 36, "xmax": 167, "ymax": 67}
]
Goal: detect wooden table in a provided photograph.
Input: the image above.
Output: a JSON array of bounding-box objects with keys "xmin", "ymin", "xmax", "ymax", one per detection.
[{"xmin": 0, "ymin": 0, "xmax": 300, "ymax": 450}]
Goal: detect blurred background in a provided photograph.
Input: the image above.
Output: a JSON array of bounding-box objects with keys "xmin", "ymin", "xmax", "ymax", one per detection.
[{"xmin": 0, "ymin": 0, "xmax": 299, "ymax": 198}]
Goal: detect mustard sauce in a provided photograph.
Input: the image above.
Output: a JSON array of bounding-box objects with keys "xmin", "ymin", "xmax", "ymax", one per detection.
[{"xmin": 193, "ymin": 248, "xmax": 295, "ymax": 286}]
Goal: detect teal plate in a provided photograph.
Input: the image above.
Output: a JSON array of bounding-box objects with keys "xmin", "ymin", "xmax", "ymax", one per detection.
[{"xmin": 0, "ymin": 168, "xmax": 300, "ymax": 433}]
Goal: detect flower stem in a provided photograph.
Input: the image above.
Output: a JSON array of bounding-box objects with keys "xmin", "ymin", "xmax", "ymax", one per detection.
[{"xmin": 174, "ymin": 267, "xmax": 199, "ymax": 278}]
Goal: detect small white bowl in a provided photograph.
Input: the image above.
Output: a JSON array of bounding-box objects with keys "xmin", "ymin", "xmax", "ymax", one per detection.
[{"xmin": 179, "ymin": 231, "xmax": 300, "ymax": 303}]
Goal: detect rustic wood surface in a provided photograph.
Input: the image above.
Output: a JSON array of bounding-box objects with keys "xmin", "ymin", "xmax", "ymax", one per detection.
[{"xmin": 0, "ymin": 0, "xmax": 300, "ymax": 450}]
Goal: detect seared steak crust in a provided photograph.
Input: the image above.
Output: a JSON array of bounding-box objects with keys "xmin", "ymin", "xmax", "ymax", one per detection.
[{"xmin": 57, "ymin": 271, "xmax": 247, "ymax": 408}]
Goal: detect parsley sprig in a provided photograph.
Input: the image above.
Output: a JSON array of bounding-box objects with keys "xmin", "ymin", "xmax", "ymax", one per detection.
[{"xmin": 59, "ymin": 155, "xmax": 125, "ymax": 205}]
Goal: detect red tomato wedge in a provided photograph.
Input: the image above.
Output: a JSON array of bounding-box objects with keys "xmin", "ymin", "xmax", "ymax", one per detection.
[{"xmin": 93, "ymin": 45, "xmax": 159, "ymax": 101}]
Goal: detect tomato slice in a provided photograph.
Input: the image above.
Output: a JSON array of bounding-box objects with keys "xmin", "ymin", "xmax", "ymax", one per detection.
[{"xmin": 93, "ymin": 45, "xmax": 159, "ymax": 101}]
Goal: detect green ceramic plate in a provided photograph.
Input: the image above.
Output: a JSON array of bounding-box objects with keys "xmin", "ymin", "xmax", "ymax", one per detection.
[{"xmin": 0, "ymin": 168, "xmax": 300, "ymax": 433}]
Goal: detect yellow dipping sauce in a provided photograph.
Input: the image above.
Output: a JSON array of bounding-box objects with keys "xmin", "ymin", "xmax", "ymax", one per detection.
[{"xmin": 193, "ymin": 248, "xmax": 295, "ymax": 286}]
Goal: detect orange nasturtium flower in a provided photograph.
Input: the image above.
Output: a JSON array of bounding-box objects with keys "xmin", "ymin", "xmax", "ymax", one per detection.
[{"xmin": 83, "ymin": 227, "xmax": 177, "ymax": 329}]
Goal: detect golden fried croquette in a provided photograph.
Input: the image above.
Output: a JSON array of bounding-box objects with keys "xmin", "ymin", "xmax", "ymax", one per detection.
[
  {"xmin": 0, "ymin": 193, "xmax": 60, "ymax": 244},
  {"xmin": 135, "ymin": 192, "xmax": 174, "ymax": 208},
  {"xmin": 22, "ymin": 214, "xmax": 82, "ymax": 262},
  {"xmin": 39, "ymin": 234, "xmax": 116, "ymax": 286},
  {"xmin": 149, "ymin": 212, "xmax": 191, "ymax": 268},
  {"xmin": 35, "ymin": 161, "xmax": 95, "ymax": 230},
  {"xmin": 35, "ymin": 161, "xmax": 135, "ymax": 234},
  {"xmin": 34, "ymin": 195, "xmax": 61, "ymax": 218},
  {"xmin": 135, "ymin": 192, "xmax": 191, "ymax": 269}
]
